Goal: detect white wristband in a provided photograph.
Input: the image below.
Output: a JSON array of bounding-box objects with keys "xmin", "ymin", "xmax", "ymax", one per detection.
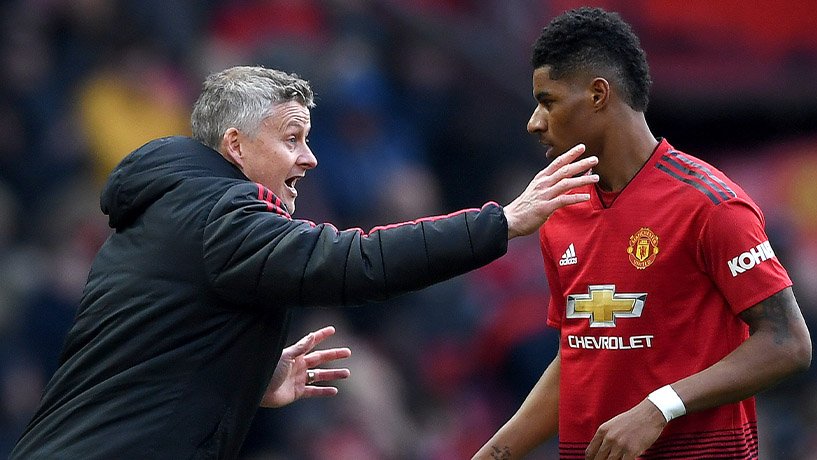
[{"xmin": 647, "ymin": 385, "xmax": 686, "ymax": 423}]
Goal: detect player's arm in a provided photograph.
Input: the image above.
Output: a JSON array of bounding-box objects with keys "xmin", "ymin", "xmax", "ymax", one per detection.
[
  {"xmin": 671, "ymin": 286, "xmax": 811, "ymax": 412},
  {"xmin": 472, "ymin": 352, "xmax": 561, "ymax": 460},
  {"xmin": 585, "ymin": 287, "xmax": 812, "ymax": 459}
]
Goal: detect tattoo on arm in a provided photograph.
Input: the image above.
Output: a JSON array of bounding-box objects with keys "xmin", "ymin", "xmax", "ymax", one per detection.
[
  {"xmin": 740, "ymin": 290, "xmax": 794, "ymax": 345},
  {"xmin": 490, "ymin": 445, "xmax": 511, "ymax": 460}
]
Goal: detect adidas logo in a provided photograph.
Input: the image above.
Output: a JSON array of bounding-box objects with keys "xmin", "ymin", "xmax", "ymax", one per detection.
[{"xmin": 559, "ymin": 243, "xmax": 578, "ymax": 266}]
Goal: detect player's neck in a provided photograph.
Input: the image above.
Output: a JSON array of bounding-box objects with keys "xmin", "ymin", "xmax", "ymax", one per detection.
[{"xmin": 594, "ymin": 115, "xmax": 657, "ymax": 193}]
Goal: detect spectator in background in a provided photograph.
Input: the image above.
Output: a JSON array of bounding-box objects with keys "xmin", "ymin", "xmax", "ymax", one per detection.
[
  {"xmin": 11, "ymin": 65, "xmax": 599, "ymax": 459},
  {"xmin": 312, "ymin": 35, "xmax": 428, "ymax": 228},
  {"xmin": 76, "ymin": 45, "xmax": 193, "ymax": 183},
  {"xmin": 474, "ymin": 7, "xmax": 811, "ymax": 459}
]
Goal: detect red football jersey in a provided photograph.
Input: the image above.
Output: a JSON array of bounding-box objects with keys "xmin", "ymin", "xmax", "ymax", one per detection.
[{"xmin": 540, "ymin": 139, "xmax": 791, "ymax": 459}]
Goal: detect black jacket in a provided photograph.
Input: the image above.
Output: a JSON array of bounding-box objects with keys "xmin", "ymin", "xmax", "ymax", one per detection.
[{"xmin": 11, "ymin": 136, "xmax": 508, "ymax": 459}]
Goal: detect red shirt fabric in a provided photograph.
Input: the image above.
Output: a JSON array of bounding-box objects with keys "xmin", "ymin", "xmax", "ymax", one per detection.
[{"xmin": 540, "ymin": 139, "xmax": 791, "ymax": 459}]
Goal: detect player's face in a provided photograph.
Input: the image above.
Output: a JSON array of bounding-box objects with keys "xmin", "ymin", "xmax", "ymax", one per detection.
[
  {"xmin": 527, "ymin": 66, "xmax": 596, "ymax": 161},
  {"xmin": 237, "ymin": 101, "xmax": 316, "ymax": 214}
]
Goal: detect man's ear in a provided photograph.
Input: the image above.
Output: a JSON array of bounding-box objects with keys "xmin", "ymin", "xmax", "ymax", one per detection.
[
  {"xmin": 220, "ymin": 127, "xmax": 244, "ymax": 168},
  {"xmin": 590, "ymin": 77, "xmax": 610, "ymax": 111}
]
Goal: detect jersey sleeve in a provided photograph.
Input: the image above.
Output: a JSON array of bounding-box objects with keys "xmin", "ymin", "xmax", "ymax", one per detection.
[
  {"xmin": 698, "ymin": 197, "xmax": 792, "ymax": 314},
  {"xmin": 203, "ymin": 182, "xmax": 509, "ymax": 310},
  {"xmin": 540, "ymin": 227, "xmax": 565, "ymax": 329}
]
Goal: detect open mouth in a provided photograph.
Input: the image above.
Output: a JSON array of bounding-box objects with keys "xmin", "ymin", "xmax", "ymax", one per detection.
[
  {"xmin": 538, "ymin": 139, "xmax": 553, "ymax": 153},
  {"xmin": 285, "ymin": 176, "xmax": 301, "ymax": 196}
]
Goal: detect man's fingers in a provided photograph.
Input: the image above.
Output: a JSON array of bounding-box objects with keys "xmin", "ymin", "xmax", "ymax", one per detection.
[
  {"xmin": 285, "ymin": 332, "xmax": 315, "ymax": 357},
  {"xmin": 585, "ymin": 436, "xmax": 609, "ymax": 460},
  {"xmin": 302, "ymin": 386, "xmax": 340, "ymax": 398},
  {"xmin": 306, "ymin": 368, "xmax": 351, "ymax": 385},
  {"xmin": 585, "ymin": 437, "xmax": 601, "ymax": 459},
  {"xmin": 307, "ymin": 326, "xmax": 337, "ymax": 347},
  {"xmin": 282, "ymin": 326, "xmax": 340, "ymax": 360},
  {"xmin": 551, "ymin": 193, "xmax": 591, "ymax": 209},
  {"xmin": 305, "ymin": 347, "xmax": 352, "ymax": 367},
  {"xmin": 538, "ymin": 155, "xmax": 598, "ymax": 187},
  {"xmin": 303, "ymin": 367, "xmax": 350, "ymax": 399},
  {"xmin": 546, "ymin": 174, "xmax": 599, "ymax": 200},
  {"xmin": 543, "ymin": 143, "xmax": 586, "ymax": 175},
  {"xmin": 564, "ymin": 155, "xmax": 598, "ymax": 177}
]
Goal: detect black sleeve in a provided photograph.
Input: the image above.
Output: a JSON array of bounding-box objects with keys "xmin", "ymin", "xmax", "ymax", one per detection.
[{"xmin": 203, "ymin": 183, "xmax": 508, "ymax": 309}]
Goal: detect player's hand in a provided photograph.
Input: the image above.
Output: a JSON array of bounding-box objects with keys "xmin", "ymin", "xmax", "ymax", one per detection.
[
  {"xmin": 504, "ymin": 144, "xmax": 599, "ymax": 239},
  {"xmin": 260, "ymin": 326, "xmax": 351, "ymax": 408},
  {"xmin": 584, "ymin": 398, "xmax": 666, "ymax": 459}
]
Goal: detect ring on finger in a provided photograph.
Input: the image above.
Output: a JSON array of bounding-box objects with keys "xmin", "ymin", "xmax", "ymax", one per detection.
[{"xmin": 307, "ymin": 370, "xmax": 316, "ymax": 385}]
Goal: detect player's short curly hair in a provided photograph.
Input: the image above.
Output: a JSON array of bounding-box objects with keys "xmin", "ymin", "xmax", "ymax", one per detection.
[{"xmin": 531, "ymin": 7, "xmax": 651, "ymax": 111}]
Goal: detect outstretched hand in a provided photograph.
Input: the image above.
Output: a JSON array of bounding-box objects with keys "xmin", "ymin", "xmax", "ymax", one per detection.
[
  {"xmin": 505, "ymin": 144, "xmax": 599, "ymax": 239},
  {"xmin": 260, "ymin": 326, "xmax": 351, "ymax": 408}
]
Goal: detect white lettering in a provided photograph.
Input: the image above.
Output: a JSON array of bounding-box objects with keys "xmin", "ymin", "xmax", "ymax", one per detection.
[
  {"xmin": 728, "ymin": 258, "xmax": 743, "ymax": 276},
  {"xmin": 738, "ymin": 253, "xmax": 755, "ymax": 269},
  {"xmin": 748, "ymin": 245, "xmax": 766, "ymax": 265},
  {"xmin": 761, "ymin": 241, "xmax": 775, "ymax": 259},
  {"xmin": 567, "ymin": 335, "xmax": 654, "ymax": 350},
  {"xmin": 559, "ymin": 257, "xmax": 578, "ymax": 266},
  {"xmin": 728, "ymin": 240, "xmax": 776, "ymax": 277}
]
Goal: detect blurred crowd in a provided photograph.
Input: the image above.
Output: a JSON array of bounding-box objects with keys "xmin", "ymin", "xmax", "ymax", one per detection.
[{"xmin": 0, "ymin": 0, "xmax": 815, "ymax": 459}]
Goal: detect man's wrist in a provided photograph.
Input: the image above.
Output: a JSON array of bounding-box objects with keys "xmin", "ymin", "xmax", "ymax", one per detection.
[
  {"xmin": 647, "ymin": 385, "xmax": 686, "ymax": 423},
  {"xmin": 505, "ymin": 210, "xmax": 519, "ymax": 240}
]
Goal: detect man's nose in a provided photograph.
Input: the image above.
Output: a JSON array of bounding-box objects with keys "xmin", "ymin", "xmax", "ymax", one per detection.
[
  {"xmin": 527, "ymin": 107, "xmax": 546, "ymax": 134},
  {"xmin": 301, "ymin": 146, "xmax": 318, "ymax": 169}
]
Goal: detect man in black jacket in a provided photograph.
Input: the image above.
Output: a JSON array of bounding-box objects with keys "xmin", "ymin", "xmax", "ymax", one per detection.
[{"xmin": 11, "ymin": 66, "xmax": 599, "ymax": 459}]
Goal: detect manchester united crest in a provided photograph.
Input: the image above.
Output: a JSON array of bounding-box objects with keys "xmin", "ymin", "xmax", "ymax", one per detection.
[{"xmin": 627, "ymin": 227, "xmax": 659, "ymax": 269}]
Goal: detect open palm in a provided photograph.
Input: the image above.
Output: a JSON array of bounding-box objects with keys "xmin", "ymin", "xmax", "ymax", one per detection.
[{"xmin": 261, "ymin": 326, "xmax": 352, "ymax": 408}]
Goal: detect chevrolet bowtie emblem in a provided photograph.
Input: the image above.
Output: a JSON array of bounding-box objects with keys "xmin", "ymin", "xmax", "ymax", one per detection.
[{"xmin": 566, "ymin": 285, "xmax": 647, "ymax": 327}]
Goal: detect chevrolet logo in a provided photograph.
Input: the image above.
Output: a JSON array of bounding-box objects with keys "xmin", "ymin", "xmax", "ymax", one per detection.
[{"xmin": 566, "ymin": 285, "xmax": 646, "ymax": 327}]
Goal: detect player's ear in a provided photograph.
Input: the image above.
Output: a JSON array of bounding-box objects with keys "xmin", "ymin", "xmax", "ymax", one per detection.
[
  {"xmin": 590, "ymin": 77, "xmax": 610, "ymax": 112},
  {"xmin": 220, "ymin": 128, "xmax": 244, "ymax": 168}
]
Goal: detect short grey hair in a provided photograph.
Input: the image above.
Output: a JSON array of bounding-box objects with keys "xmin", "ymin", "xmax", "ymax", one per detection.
[{"xmin": 191, "ymin": 66, "xmax": 315, "ymax": 150}]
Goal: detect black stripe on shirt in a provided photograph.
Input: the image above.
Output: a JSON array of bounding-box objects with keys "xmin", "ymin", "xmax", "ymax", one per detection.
[
  {"xmin": 656, "ymin": 163, "xmax": 722, "ymax": 205},
  {"xmin": 660, "ymin": 155, "xmax": 732, "ymax": 202},
  {"xmin": 668, "ymin": 150, "xmax": 737, "ymax": 199},
  {"xmin": 559, "ymin": 422, "xmax": 758, "ymax": 459},
  {"xmin": 658, "ymin": 152, "xmax": 738, "ymax": 204}
]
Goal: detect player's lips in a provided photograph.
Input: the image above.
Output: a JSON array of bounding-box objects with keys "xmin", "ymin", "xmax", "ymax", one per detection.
[{"xmin": 539, "ymin": 141, "xmax": 555, "ymax": 159}]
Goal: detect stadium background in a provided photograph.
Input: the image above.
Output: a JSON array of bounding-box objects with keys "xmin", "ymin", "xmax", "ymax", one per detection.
[{"xmin": 0, "ymin": 0, "xmax": 815, "ymax": 458}]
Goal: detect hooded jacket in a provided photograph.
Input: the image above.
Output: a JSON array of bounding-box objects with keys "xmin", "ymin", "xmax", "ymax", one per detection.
[{"xmin": 12, "ymin": 136, "xmax": 508, "ymax": 459}]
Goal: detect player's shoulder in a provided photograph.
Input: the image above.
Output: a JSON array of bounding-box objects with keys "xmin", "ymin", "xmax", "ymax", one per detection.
[{"xmin": 652, "ymin": 143, "xmax": 745, "ymax": 207}]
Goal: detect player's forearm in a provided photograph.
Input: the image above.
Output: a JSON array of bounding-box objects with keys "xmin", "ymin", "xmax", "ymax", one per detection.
[
  {"xmin": 671, "ymin": 328, "xmax": 810, "ymax": 413},
  {"xmin": 667, "ymin": 288, "xmax": 811, "ymax": 415},
  {"xmin": 473, "ymin": 354, "xmax": 561, "ymax": 459},
  {"xmin": 473, "ymin": 411, "xmax": 557, "ymax": 459}
]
